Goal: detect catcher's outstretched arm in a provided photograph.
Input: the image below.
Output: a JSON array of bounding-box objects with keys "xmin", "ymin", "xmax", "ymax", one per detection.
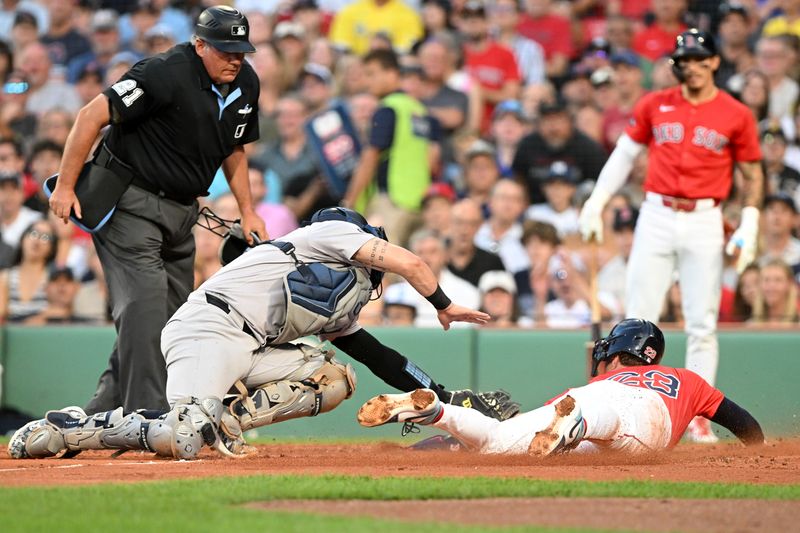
[
  {"xmin": 331, "ymin": 328, "xmax": 450, "ymax": 401},
  {"xmin": 710, "ymin": 397, "xmax": 764, "ymax": 446}
]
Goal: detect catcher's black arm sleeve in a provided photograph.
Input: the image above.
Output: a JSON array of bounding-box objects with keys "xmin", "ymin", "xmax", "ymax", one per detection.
[
  {"xmin": 710, "ymin": 397, "xmax": 764, "ymax": 446},
  {"xmin": 332, "ymin": 329, "xmax": 450, "ymax": 401}
]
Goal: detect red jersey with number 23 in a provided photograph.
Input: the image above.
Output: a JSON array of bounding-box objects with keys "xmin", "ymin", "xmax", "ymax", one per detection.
[
  {"xmin": 625, "ymin": 86, "xmax": 762, "ymax": 200},
  {"xmin": 591, "ymin": 365, "xmax": 725, "ymax": 447}
]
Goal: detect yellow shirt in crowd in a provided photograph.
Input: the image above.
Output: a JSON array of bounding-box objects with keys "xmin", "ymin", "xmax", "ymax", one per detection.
[
  {"xmin": 329, "ymin": 0, "xmax": 423, "ymax": 55},
  {"xmin": 762, "ymin": 16, "xmax": 800, "ymax": 38}
]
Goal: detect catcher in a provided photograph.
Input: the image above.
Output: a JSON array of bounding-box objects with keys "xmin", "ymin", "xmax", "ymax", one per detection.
[
  {"xmin": 357, "ymin": 319, "xmax": 764, "ymax": 455},
  {"xmin": 9, "ymin": 208, "xmax": 519, "ymax": 460}
]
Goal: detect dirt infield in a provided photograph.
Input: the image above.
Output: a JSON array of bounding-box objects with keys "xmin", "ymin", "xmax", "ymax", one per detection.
[{"xmin": 0, "ymin": 438, "xmax": 798, "ymax": 487}]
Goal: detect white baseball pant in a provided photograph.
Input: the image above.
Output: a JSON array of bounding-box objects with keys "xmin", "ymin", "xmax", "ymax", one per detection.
[{"xmin": 625, "ymin": 194, "xmax": 723, "ymax": 385}]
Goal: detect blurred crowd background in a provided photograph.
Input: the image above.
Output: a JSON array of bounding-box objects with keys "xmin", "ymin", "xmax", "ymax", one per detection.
[{"xmin": 0, "ymin": 0, "xmax": 798, "ymax": 329}]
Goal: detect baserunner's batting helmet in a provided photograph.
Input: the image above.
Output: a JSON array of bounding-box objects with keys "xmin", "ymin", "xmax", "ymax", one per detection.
[
  {"xmin": 591, "ymin": 319, "xmax": 665, "ymax": 377},
  {"xmin": 195, "ymin": 5, "xmax": 256, "ymax": 53},
  {"xmin": 308, "ymin": 207, "xmax": 388, "ymax": 290},
  {"xmin": 669, "ymin": 28, "xmax": 718, "ymax": 82}
]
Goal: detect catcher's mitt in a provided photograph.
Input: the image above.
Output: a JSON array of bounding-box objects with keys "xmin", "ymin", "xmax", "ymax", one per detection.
[{"xmin": 448, "ymin": 389, "xmax": 521, "ymax": 421}]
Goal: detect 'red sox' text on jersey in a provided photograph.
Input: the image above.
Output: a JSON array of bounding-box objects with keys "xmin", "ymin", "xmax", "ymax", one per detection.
[{"xmin": 625, "ymin": 86, "xmax": 762, "ymax": 200}]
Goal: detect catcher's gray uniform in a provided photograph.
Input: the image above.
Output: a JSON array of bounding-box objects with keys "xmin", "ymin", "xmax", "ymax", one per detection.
[{"xmin": 162, "ymin": 219, "xmax": 374, "ymax": 404}]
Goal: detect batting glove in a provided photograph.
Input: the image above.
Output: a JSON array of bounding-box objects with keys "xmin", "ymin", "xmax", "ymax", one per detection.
[
  {"xmin": 578, "ymin": 188, "xmax": 611, "ymax": 243},
  {"xmin": 725, "ymin": 206, "xmax": 760, "ymax": 274}
]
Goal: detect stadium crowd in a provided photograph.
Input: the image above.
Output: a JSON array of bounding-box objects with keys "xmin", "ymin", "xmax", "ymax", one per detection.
[{"xmin": 0, "ymin": 0, "xmax": 798, "ymax": 328}]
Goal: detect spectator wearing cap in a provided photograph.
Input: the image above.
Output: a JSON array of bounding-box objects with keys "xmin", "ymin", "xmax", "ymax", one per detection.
[
  {"xmin": 448, "ymin": 198, "xmax": 505, "ymax": 286},
  {"xmin": 512, "ymin": 100, "xmax": 607, "ymax": 204},
  {"xmin": 761, "ymin": 124, "xmax": 800, "ymax": 202},
  {"xmin": 343, "ymin": 49, "xmax": 438, "ymax": 247},
  {"xmin": 299, "ymin": 63, "xmax": 335, "ymax": 114},
  {"xmin": 597, "ymin": 206, "xmax": 638, "ymax": 320},
  {"xmin": 462, "ymin": 139, "xmax": 499, "ymax": 211},
  {"xmin": 489, "ymin": 0, "xmax": 545, "ymax": 85},
  {"xmin": 10, "ymin": 10, "xmax": 38, "ymax": 51},
  {"xmin": 25, "ymin": 266, "xmax": 94, "ymax": 325},
  {"xmin": 755, "ymin": 36, "xmax": 799, "ymax": 120},
  {"xmin": 329, "ymin": 0, "xmax": 423, "ymax": 55},
  {"xmin": 762, "ymin": 0, "xmax": 800, "ymax": 39},
  {"xmin": 381, "ymin": 282, "xmax": 418, "ymax": 325},
  {"xmin": 19, "ymin": 42, "xmax": 82, "ymax": 116},
  {"xmin": 0, "ymin": 219, "xmax": 57, "ymax": 323},
  {"xmin": 758, "ymin": 193, "xmax": 800, "ymax": 270},
  {"xmin": 0, "ymin": 170, "xmax": 42, "ymax": 250},
  {"xmin": 143, "ymin": 24, "xmax": 175, "ymax": 56},
  {"xmin": 421, "ymin": 182, "xmax": 456, "ymax": 236},
  {"xmin": 40, "ymin": 0, "xmax": 91, "ymax": 67},
  {"xmin": 589, "ymin": 67, "xmax": 618, "ymax": 113},
  {"xmin": 715, "ymin": 3, "xmax": 754, "ymax": 92},
  {"xmin": 461, "ymin": 0, "xmax": 521, "ymax": 134},
  {"xmin": 0, "ymin": 70, "xmax": 37, "ymax": 141},
  {"xmin": 601, "ymin": 51, "xmax": 646, "ymax": 151},
  {"xmin": 516, "ymin": 0, "xmax": 573, "ymax": 78},
  {"xmin": 475, "ymin": 179, "xmax": 530, "ymax": 273},
  {"xmin": 67, "ymin": 9, "xmax": 124, "ymax": 84},
  {"xmin": 274, "ymin": 21, "xmax": 308, "ymax": 87},
  {"xmin": 525, "ymin": 160, "xmax": 580, "ymax": 240},
  {"xmin": 632, "ymin": 0, "xmax": 688, "ymax": 62},
  {"xmin": 490, "ymin": 100, "xmax": 529, "ymax": 178},
  {"xmin": 390, "ymin": 229, "xmax": 480, "ymax": 328},
  {"xmin": 118, "ymin": 0, "xmax": 192, "ymax": 51},
  {"xmin": 0, "ymin": 2, "xmax": 48, "ymax": 41},
  {"xmin": 418, "ymin": 37, "xmax": 468, "ymax": 166},
  {"xmin": 477, "ymin": 270, "xmax": 531, "ymax": 328}
]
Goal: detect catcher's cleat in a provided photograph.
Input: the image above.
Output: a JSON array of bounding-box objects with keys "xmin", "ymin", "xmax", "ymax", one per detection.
[
  {"xmin": 8, "ymin": 406, "xmax": 86, "ymax": 459},
  {"xmin": 528, "ymin": 395, "xmax": 586, "ymax": 456},
  {"xmin": 357, "ymin": 389, "xmax": 442, "ymax": 428},
  {"xmin": 448, "ymin": 389, "xmax": 521, "ymax": 421}
]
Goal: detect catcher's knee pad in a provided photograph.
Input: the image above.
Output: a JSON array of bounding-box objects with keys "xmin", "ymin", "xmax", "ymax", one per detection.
[
  {"xmin": 145, "ymin": 397, "xmax": 225, "ymax": 459},
  {"xmin": 231, "ymin": 359, "xmax": 356, "ymax": 430}
]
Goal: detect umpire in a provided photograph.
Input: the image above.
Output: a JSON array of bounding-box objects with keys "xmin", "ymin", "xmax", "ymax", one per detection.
[{"xmin": 49, "ymin": 6, "xmax": 267, "ymax": 414}]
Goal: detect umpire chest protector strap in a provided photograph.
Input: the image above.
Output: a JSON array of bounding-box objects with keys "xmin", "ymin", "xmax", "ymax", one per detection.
[{"xmin": 269, "ymin": 240, "xmax": 372, "ymax": 345}]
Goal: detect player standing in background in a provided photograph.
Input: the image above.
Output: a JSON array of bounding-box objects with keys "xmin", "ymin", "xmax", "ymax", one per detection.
[
  {"xmin": 358, "ymin": 319, "xmax": 765, "ymax": 455},
  {"xmin": 48, "ymin": 6, "xmax": 267, "ymax": 414},
  {"xmin": 578, "ymin": 30, "xmax": 764, "ymax": 443}
]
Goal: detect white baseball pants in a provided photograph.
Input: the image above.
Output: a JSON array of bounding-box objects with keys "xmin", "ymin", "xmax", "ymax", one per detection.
[
  {"xmin": 161, "ymin": 301, "xmax": 326, "ymax": 407},
  {"xmin": 433, "ymin": 380, "xmax": 672, "ymax": 454},
  {"xmin": 625, "ymin": 194, "xmax": 723, "ymax": 385}
]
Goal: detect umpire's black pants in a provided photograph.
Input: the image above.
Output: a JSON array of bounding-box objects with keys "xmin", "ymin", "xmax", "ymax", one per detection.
[{"xmin": 85, "ymin": 185, "xmax": 198, "ymax": 414}]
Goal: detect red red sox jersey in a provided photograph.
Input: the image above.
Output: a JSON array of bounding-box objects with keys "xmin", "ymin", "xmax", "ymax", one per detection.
[
  {"xmin": 625, "ymin": 86, "xmax": 762, "ymax": 200},
  {"xmin": 590, "ymin": 365, "xmax": 725, "ymax": 447}
]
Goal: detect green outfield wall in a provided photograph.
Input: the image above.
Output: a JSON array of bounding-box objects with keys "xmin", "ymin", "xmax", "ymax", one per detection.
[{"xmin": 1, "ymin": 326, "xmax": 798, "ymax": 439}]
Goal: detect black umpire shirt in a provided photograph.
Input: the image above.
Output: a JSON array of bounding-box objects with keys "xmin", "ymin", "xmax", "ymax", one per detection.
[{"xmin": 102, "ymin": 42, "xmax": 260, "ymax": 198}]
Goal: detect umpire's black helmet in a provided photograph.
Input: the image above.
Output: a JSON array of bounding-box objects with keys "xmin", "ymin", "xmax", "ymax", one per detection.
[
  {"xmin": 195, "ymin": 6, "xmax": 256, "ymax": 53},
  {"xmin": 591, "ymin": 319, "xmax": 665, "ymax": 377},
  {"xmin": 308, "ymin": 207, "xmax": 387, "ymax": 290},
  {"xmin": 669, "ymin": 28, "xmax": 718, "ymax": 81}
]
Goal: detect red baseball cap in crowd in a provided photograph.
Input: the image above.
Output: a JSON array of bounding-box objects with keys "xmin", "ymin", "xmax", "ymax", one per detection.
[{"xmin": 423, "ymin": 182, "xmax": 457, "ymax": 204}]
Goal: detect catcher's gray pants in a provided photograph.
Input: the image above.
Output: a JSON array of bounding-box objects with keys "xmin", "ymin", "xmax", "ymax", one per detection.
[
  {"xmin": 161, "ymin": 299, "xmax": 326, "ymax": 406},
  {"xmin": 85, "ymin": 186, "xmax": 198, "ymax": 414}
]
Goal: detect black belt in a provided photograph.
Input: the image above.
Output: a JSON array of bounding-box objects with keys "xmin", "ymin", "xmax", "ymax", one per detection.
[
  {"xmin": 94, "ymin": 144, "xmax": 196, "ymax": 206},
  {"xmin": 205, "ymin": 293, "xmax": 257, "ymax": 340}
]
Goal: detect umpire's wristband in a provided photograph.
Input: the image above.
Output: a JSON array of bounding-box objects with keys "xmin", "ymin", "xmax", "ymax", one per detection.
[{"xmin": 426, "ymin": 285, "xmax": 452, "ymax": 310}]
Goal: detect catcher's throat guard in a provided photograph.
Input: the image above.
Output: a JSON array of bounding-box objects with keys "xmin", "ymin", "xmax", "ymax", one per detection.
[{"xmin": 196, "ymin": 207, "xmax": 262, "ymax": 266}]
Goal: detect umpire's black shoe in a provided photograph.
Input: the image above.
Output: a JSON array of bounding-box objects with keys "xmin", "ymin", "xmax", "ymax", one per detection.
[{"xmin": 447, "ymin": 389, "xmax": 521, "ymax": 421}]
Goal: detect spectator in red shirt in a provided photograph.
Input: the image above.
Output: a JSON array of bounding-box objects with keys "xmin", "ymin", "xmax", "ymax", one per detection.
[
  {"xmin": 516, "ymin": 0, "xmax": 574, "ymax": 78},
  {"xmin": 632, "ymin": 0, "xmax": 688, "ymax": 62},
  {"xmin": 461, "ymin": 0, "xmax": 521, "ymax": 135}
]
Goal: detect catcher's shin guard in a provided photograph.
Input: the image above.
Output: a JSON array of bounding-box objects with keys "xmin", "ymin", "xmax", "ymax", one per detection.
[
  {"xmin": 229, "ymin": 360, "xmax": 356, "ymax": 430},
  {"xmin": 9, "ymin": 398, "xmax": 225, "ymax": 460}
]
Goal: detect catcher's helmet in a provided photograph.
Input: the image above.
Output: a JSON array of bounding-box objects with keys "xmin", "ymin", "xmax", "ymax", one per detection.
[
  {"xmin": 308, "ymin": 207, "xmax": 387, "ymax": 290},
  {"xmin": 590, "ymin": 319, "xmax": 665, "ymax": 377},
  {"xmin": 669, "ymin": 29, "xmax": 718, "ymax": 82},
  {"xmin": 195, "ymin": 6, "xmax": 255, "ymax": 53}
]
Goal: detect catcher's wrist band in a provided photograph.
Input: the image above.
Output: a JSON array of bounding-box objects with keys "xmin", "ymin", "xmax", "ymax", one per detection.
[{"xmin": 426, "ymin": 285, "xmax": 452, "ymax": 310}]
